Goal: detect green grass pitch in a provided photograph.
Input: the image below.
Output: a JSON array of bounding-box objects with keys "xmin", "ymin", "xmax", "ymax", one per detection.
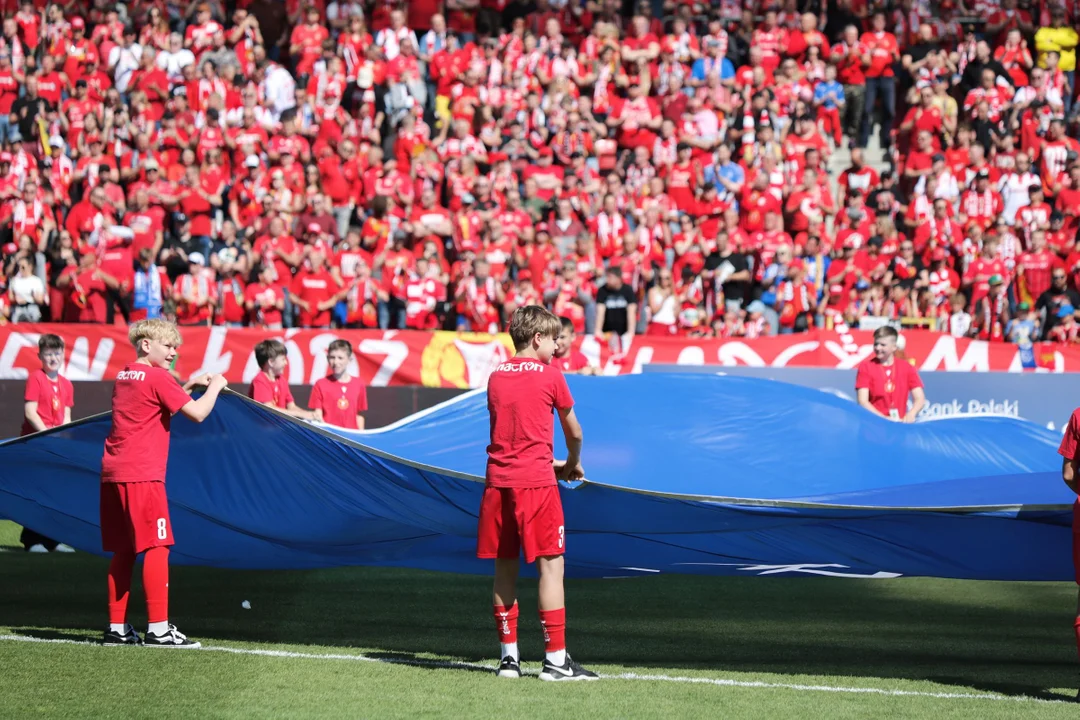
[{"xmin": 1, "ymin": 520, "xmax": 1079, "ymax": 718}]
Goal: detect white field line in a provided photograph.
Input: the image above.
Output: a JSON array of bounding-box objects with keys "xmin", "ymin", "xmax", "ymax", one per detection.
[{"xmin": 0, "ymin": 634, "xmax": 1069, "ymax": 704}]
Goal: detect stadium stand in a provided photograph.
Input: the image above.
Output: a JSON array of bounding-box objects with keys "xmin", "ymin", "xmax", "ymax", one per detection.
[{"xmin": 0, "ymin": 0, "xmax": 1078, "ymax": 348}]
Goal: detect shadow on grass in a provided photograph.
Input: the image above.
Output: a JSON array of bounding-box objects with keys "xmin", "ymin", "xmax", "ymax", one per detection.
[
  {"xmin": 927, "ymin": 675, "xmax": 1076, "ymax": 703},
  {"xmin": 8, "ymin": 627, "xmax": 100, "ymax": 645},
  {"xmin": 2, "ymin": 554, "xmax": 1077, "ymax": 701}
]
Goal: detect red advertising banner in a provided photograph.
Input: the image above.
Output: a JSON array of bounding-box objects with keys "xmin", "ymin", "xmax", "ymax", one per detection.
[{"xmin": 0, "ymin": 324, "xmax": 1077, "ymax": 387}]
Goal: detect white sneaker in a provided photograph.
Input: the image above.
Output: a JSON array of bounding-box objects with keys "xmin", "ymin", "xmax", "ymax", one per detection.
[
  {"xmin": 54, "ymin": 543, "xmax": 75, "ymax": 553},
  {"xmin": 27, "ymin": 544, "xmax": 48, "ymax": 553}
]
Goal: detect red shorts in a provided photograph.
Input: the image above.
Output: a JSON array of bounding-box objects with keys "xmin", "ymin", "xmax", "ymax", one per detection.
[
  {"xmin": 477, "ymin": 485, "xmax": 565, "ymax": 563},
  {"xmin": 100, "ymin": 481, "xmax": 174, "ymax": 554}
]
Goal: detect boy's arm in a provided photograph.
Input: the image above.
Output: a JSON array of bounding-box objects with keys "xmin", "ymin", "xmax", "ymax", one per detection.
[
  {"xmin": 284, "ymin": 401, "xmax": 315, "ymax": 420},
  {"xmin": 355, "ymin": 413, "xmax": 365, "ymax": 430},
  {"xmin": 63, "ymin": 407, "xmax": 72, "ymax": 424},
  {"xmin": 1063, "ymin": 455, "xmax": 1079, "ymax": 493},
  {"xmin": 556, "ymin": 406, "xmax": 584, "ymax": 479},
  {"xmin": 23, "ymin": 401, "xmax": 48, "ymax": 433},
  {"xmin": 178, "ymin": 374, "xmax": 229, "ymax": 423}
]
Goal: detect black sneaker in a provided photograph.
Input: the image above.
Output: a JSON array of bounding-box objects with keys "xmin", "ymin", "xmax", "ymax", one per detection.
[
  {"xmin": 143, "ymin": 624, "xmax": 201, "ymax": 649},
  {"xmin": 538, "ymin": 653, "xmax": 599, "ymax": 682},
  {"xmin": 496, "ymin": 656, "xmax": 521, "ymax": 678},
  {"xmin": 102, "ymin": 624, "xmax": 141, "ymax": 646}
]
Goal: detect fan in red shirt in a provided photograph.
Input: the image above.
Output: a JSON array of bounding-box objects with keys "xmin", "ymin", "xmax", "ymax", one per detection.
[
  {"xmin": 309, "ymin": 339, "xmax": 368, "ymax": 430},
  {"xmin": 99, "ymin": 319, "xmax": 229, "ymax": 648},
  {"xmin": 855, "ymin": 326, "xmax": 926, "ymax": 422},
  {"xmin": 247, "ymin": 339, "xmax": 313, "ymax": 419},
  {"xmin": 290, "ymin": 5, "xmax": 329, "ymax": 77},
  {"xmin": 289, "ymin": 248, "xmax": 343, "ymax": 328},
  {"xmin": 478, "ymin": 305, "xmax": 596, "ymax": 681}
]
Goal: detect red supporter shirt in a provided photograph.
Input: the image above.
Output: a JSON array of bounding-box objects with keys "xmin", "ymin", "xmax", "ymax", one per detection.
[
  {"xmin": 248, "ymin": 372, "xmax": 293, "ymax": 410},
  {"xmin": 101, "ymin": 364, "xmax": 192, "ymax": 484},
  {"xmin": 310, "ymin": 375, "xmax": 368, "ymax": 429},
  {"xmin": 855, "ymin": 357, "xmax": 923, "ymax": 418},
  {"xmin": 21, "ymin": 369, "xmax": 74, "ymax": 436},
  {"xmin": 1056, "ymin": 408, "xmax": 1080, "ymax": 525},
  {"xmin": 486, "ymin": 356, "xmax": 574, "ymax": 489}
]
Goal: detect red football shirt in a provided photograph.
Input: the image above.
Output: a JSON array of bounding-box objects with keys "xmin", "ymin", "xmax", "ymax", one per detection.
[
  {"xmin": 21, "ymin": 369, "xmax": 74, "ymax": 436},
  {"xmin": 1056, "ymin": 408, "xmax": 1080, "ymax": 525},
  {"xmin": 552, "ymin": 351, "xmax": 589, "ymax": 373},
  {"xmin": 310, "ymin": 375, "xmax": 368, "ymax": 429},
  {"xmin": 101, "ymin": 364, "xmax": 193, "ymax": 484},
  {"xmin": 855, "ymin": 357, "xmax": 924, "ymax": 418},
  {"xmin": 486, "ymin": 356, "xmax": 574, "ymax": 488},
  {"xmin": 248, "ymin": 372, "xmax": 293, "ymax": 410}
]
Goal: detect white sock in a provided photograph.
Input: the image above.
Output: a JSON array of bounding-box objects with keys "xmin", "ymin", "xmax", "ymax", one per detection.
[
  {"xmin": 148, "ymin": 621, "xmax": 169, "ymax": 636},
  {"xmin": 500, "ymin": 642, "xmax": 519, "ymax": 662},
  {"xmin": 109, "ymin": 623, "xmax": 126, "ymax": 634},
  {"xmin": 546, "ymin": 649, "xmax": 566, "ymax": 666}
]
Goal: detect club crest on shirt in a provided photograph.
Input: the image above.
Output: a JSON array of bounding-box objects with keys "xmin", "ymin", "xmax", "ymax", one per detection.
[{"xmin": 337, "ymin": 397, "xmax": 349, "ymax": 410}]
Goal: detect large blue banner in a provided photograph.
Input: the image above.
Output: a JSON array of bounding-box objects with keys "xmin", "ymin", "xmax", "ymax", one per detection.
[
  {"xmin": 644, "ymin": 364, "xmax": 1080, "ymax": 431},
  {"xmin": 0, "ymin": 374, "xmax": 1074, "ymax": 580}
]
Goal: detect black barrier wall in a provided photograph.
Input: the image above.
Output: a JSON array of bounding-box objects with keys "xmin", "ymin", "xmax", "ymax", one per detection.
[{"xmin": 0, "ymin": 382, "xmax": 469, "ymax": 439}]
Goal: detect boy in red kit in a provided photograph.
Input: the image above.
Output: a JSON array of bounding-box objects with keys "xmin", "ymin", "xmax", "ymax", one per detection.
[
  {"xmin": 1057, "ymin": 407, "xmax": 1080, "ymax": 702},
  {"xmin": 100, "ymin": 319, "xmax": 229, "ymax": 648},
  {"xmin": 20, "ymin": 334, "xmax": 75, "ymax": 553},
  {"xmin": 479, "ymin": 305, "xmax": 598, "ymax": 682},
  {"xmin": 248, "ymin": 339, "xmax": 314, "ymax": 419},
  {"xmin": 855, "ymin": 326, "xmax": 926, "ymax": 422},
  {"xmin": 553, "ymin": 316, "xmax": 597, "ymax": 376},
  {"xmin": 310, "ymin": 339, "xmax": 368, "ymax": 430}
]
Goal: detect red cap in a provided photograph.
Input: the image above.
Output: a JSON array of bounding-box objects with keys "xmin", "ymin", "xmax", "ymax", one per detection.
[
  {"xmin": 86, "ymin": 133, "xmax": 102, "ymax": 144},
  {"xmin": 931, "ymin": 247, "xmax": 947, "ymax": 261},
  {"xmin": 70, "ymin": 16, "xmax": 85, "ymax": 29},
  {"xmin": 489, "ymin": 152, "xmax": 508, "ymax": 163},
  {"xmin": 789, "ymin": 258, "xmax": 806, "ymax": 271},
  {"xmin": 2, "ymin": 242, "xmax": 16, "ymax": 255},
  {"xmin": 538, "ymin": 146, "xmax": 553, "ymax": 157},
  {"xmin": 517, "ymin": 269, "xmax": 532, "ymax": 282},
  {"xmin": 306, "ymin": 222, "xmax": 322, "ymax": 234},
  {"xmin": 0, "ymin": 152, "xmax": 12, "ymax": 163},
  {"xmin": 536, "ymin": 222, "xmax": 550, "ymax": 234}
]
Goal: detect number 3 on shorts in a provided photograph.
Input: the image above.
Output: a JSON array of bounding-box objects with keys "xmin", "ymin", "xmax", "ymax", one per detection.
[
  {"xmin": 558, "ymin": 525, "xmax": 565, "ymax": 549},
  {"xmin": 157, "ymin": 518, "xmax": 168, "ymax": 540}
]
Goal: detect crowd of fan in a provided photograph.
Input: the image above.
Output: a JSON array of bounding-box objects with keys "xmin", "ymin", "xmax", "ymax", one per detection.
[{"xmin": 4, "ymin": 0, "xmax": 1080, "ymax": 344}]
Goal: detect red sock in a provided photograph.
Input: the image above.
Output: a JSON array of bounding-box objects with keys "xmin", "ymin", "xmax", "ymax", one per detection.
[
  {"xmin": 494, "ymin": 603, "xmax": 519, "ymax": 643},
  {"xmin": 107, "ymin": 550, "xmax": 136, "ymax": 624},
  {"xmin": 1074, "ymin": 617, "xmax": 1080, "ymax": 663},
  {"xmin": 143, "ymin": 547, "xmax": 170, "ymax": 623},
  {"xmin": 539, "ymin": 607, "xmax": 566, "ymax": 653}
]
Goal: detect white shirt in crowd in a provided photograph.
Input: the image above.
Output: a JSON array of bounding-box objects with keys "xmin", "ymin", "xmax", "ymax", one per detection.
[
  {"xmin": 157, "ymin": 47, "xmax": 195, "ymax": 83},
  {"xmin": 10, "ymin": 273, "xmax": 45, "ymax": 305},
  {"xmin": 109, "ymin": 42, "xmax": 144, "ymax": 93},
  {"xmin": 261, "ymin": 63, "xmax": 297, "ymax": 121},
  {"xmin": 375, "ymin": 26, "xmax": 418, "ymax": 61},
  {"xmin": 998, "ymin": 170, "xmax": 1040, "ymax": 224},
  {"xmin": 327, "ymin": 1, "xmax": 365, "ymax": 24}
]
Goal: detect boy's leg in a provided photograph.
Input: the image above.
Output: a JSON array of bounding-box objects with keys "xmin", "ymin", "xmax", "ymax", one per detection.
[
  {"xmin": 144, "ymin": 546, "xmax": 170, "ymax": 634},
  {"xmin": 107, "ymin": 548, "xmax": 136, "ymax": 628},
  {"xmin": 477, "ymin": 486, "xmax": 522, "ymax": 667},
  {"xmin": 537, "ymin": 554, "xmax": 566, "ymax": 664},
  {"xmin": 493, "ymin": 558, "xmax": 520, "ymax": 662}
]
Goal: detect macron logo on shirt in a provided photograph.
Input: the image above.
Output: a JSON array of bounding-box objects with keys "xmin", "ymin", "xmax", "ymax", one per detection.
[
  {"xmin": 497, "ymin": 361, "xmax": 545, "ymax": 373},
  {"xmin": 116, "ymin": 370, "xmax": 146, "ymax": 381}
]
